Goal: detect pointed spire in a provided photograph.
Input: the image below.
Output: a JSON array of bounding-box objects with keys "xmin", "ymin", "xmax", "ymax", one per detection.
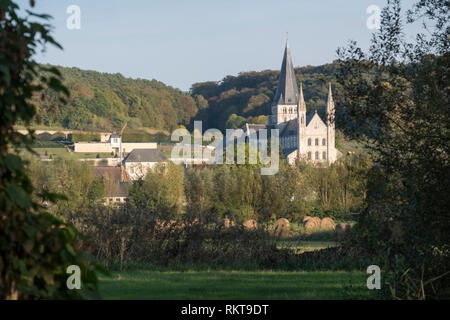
[
  {"xmin": 273, "ymin": 39, "xmax": 299, "ymax": 105},
  {"xmin": 327, "ymin": 82, "xmax": 335, "ymax": 125},
  {"xmin": 327, "ymin": 82, "xmax": 334, "ymax": 106},
  {"xmin": 298, "ymin": 82, "xmax": 306, "ymax": 111}
]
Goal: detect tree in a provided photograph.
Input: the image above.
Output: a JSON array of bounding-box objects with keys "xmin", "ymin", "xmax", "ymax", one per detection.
[
  {"xmin": 0, "ymin": 0, "xmax": 102, "ymax": 299},
  {"xmin": 336, "ymin": 0, "xmax": 449, "ymax": 299}
]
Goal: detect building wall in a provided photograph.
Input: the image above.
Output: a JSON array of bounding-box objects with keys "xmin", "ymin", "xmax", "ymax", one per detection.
[
  {"xmin": 74, "ymin": 142, "xmax": 113, "ymax": 153},
  {"xmin": 74, "ymin": 142, "xmax": 157, "ymax": 153},
  {"xmin": 125, "ymin": 161, "xmax": 158, "ymax": 180}
]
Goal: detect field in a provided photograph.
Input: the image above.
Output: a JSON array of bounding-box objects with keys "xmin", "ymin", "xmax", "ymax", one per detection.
[
  {"xmin": 99, "ymin": 270, "xmax": 374, "ymax": 300},
  {"xmin": 97, "ymin": 240, "xmax": 375, "ymax": 300}
]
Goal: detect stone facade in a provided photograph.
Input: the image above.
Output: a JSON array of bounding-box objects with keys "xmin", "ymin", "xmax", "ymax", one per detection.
[{"xmin": 269, "ymin": 41, "xmax": 338, "ymax": 165}]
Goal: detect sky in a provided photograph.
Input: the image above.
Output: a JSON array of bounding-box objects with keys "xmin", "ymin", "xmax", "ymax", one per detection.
[{"xmin": 19, "ymin": 0, "xmax": 419, "ymax": 91}]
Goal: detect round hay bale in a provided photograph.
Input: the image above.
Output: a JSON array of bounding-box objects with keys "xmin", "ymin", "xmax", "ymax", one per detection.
[
  {"xmin": 243, "ymin": 219, "xmax": 258, "ymax": 230},
  {"xmin": 303, "ymin": 217, "xmax": 321, "ymax": 229},
  {"xmin": 274, "ymin": 218, "xmax": 290, "ymax": 237},
  {"xmin": 320, "ymin": 217, "xmax": 335, "ymax": 229},
  {"xmin": 302, "ymin": 216, "xmax": 312, "ymax": 223}
]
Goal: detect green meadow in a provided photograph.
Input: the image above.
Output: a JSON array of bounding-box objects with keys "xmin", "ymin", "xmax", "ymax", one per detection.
[{"xmin": 99, "ymin": 270, "xmax": 375, "ymax": 300}]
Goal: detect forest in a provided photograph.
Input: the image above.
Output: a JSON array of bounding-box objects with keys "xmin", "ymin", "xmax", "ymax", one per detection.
[{"xmin": 31, "ymin": 62, "xmax": 342, "ymax": 133}]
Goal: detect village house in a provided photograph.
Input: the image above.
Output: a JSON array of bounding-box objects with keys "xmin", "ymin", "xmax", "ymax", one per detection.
[{"xmin": 124, "ymin": 148, "xmax": 167, "ymax": 181}]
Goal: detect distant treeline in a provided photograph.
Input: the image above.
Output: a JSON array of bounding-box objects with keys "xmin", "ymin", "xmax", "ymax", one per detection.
[
  {"xmin": 191, "ymin": 62, "xmax": 344, "ymax": 131},
  {"xmin": 31, "ymin": 62, "xmax": 350, "ymax": 134}
]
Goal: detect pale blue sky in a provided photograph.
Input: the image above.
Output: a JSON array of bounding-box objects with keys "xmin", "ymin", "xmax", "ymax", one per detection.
[{"xmin": 19, "ymin": 0, "xmax": 418, "ymax": 91}]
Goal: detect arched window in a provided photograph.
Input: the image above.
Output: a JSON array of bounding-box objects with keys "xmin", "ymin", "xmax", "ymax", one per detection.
[
  {"xmin": 301, "ymin": 115, "xmax": 304, "ymax": 125},
  {"xmin": 283, "ymin": 108, "xmax": 287, "ymax": 114},
  {"xmin": 323, "ymin": 152, "xmax": 327, "ymax": 160},
  {"xmin": 322, "ymin": 138, "xmax": 326, "ymax": 146},
  {"xmin": 308, "ymin": 138, "xmax": 311, "ymax": 146},
  {"xmin": 315, "ymin": 151, "xmax": 319, "ymax": 160},
  {"xmin": 307, "ymin": 152, "xmax": 312, "ymax": 160},
  {"xmin": 315, "ymin": 138, "xmax": 319, "ymax": 146}
]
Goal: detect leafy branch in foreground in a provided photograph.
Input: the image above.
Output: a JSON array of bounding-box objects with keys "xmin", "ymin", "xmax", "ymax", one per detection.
[{"xmin": 0, "ymin": 0, "xmax": 104, "ymax": 299}]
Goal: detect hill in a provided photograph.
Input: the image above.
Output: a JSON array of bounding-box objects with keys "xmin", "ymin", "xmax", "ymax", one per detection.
[
  {"xmin": 190, "ymin": 62, "xmax": 343, "ymax": 131},
  {"xmin": 33, "ymin": 65, "xmax": 199, "ymax": 132},
  {"xmin": 32, "ymin": 62, "xmax": 344, "ymax": 134}
]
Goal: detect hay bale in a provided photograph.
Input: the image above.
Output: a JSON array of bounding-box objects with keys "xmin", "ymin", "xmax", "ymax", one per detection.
[
  {"xmin": 303, "ymin": 217, "xmax": 321, "ymax": 229},
  {"xmin": 243, "ymin": 219, "xmax": 258, "ymax": 230},
  {"xmin": 274, "ymin": 218, "xmax": 290, "ymax": 238},
  {"xmin": 320, "ymin": 217, "xmax": 335, "ymax": 229},
  {"xmin": 302, "ymin": 216, "xmax": 312, "ymax": 223}
]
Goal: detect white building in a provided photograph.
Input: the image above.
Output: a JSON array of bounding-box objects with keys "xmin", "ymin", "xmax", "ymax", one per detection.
[
  {"xmin": 269, "ymin": 41, "xmax": 339, "ymax": 164},
  {"xmin": 73, "ymin": 133, "xmax": 157, "ymax": 154},
  {"xmin": 124, "ymin": 148, "xmax": 167, "ymax": 180}
]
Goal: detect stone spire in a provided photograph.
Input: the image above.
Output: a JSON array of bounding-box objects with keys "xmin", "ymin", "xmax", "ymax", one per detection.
[
  {"xmin": 297, "ymin": 82, "xmax": 307, "ymax": 160},
  {"xmin": 273, "ymin": 40, "xmax": 299, "ymax": 106},
  {"xmin": 326, "ymin": 82, "xmax": 335, "ymax": 126},
  {"xmin": 298, "ymin": 82, "xmax": 306, "ymax": 111},
  {"xmin": 326, "ymin": 82, "xmax": 336, "ymax": 164}
]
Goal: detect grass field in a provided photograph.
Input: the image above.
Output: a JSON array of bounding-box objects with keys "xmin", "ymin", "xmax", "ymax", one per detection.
[{"xmin": 99, "ymin": 270, "xmax": 375, "ymax": 300}]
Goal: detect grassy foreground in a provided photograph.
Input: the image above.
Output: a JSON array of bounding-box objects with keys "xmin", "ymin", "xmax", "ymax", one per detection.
[{"xmin": 99, "ymin": 270, "xmax": 375, "ymax": 300}]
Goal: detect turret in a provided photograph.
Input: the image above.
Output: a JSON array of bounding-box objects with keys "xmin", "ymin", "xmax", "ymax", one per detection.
[
  {"xmin": 297, "ymin": 82, "xmax": 307, "ymax": 159},
  {"xmin": 326, "ymin": 82, "xmax": 336, "ymax": 163}
]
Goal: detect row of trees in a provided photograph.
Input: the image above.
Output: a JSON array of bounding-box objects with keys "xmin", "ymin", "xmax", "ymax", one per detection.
[{"xmin": 26, "ymin": 153, "xmax": 371, "ymax": 225}]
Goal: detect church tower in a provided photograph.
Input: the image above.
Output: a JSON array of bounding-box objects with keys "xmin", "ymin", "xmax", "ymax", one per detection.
[
  {"xmin": 270, "ymin": 40, "xmax": 299, "ymax": 130},
  {"xmin": 326, "ymin": 82, "xmax": 336, "ymax": 163},
  {"xmin": 297, "ymin": 82, "xmax": 307, "ymax": 159}
]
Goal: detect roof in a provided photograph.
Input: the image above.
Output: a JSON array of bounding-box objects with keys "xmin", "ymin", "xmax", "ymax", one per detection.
[
  {"xmin": 124, "ymin": 148, "xmax": 167, "ymax": 163},
  {"xmin": 93, "ymin": 166, "xmax": 121, "ymax": 182},
  {"xmin": 279, "ymin": 114, "xmax": 316, "ymax": 138},
  {"xmin": 110, "ymin": 133, "xmax": 121, "ymax": 138},
  {"xmin": 105, "ymin": 182, "xmax": 128, "ymax": 197},
  {"xmin": 273, "ymin": 41, "xmax": 299, "ymax": 106}
]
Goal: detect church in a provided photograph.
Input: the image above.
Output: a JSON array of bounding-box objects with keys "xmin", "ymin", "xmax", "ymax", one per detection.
[{"xmin": 268, "ymin": 41, "xmax": 339, "ymax": 165}]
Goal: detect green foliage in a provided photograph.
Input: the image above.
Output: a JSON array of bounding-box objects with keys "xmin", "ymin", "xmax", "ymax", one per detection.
[
  {"xmin": 33, "ymin": 65, "xmax": 201, "ymax": 132},
  {"xmin": 71, "ymin": 132, "xmax": 100, "ymax": 142},
  {"xmin": 225, "ymin": 113, "xmax": 247, "ymax": 129},
  {"xmin": 337, "ymin": 0, "xmax": 450, "ymax": 299},
  {"xmin": 128, "ymin": 163, "xmax": 185, "ymax": 219},
  {"xmin": 0, "ymin": 0, "xmax": 102, "ymax": 299},
  {"xmin": 191, "ymin": 64, "xmax": 347, "ymax": 131}
]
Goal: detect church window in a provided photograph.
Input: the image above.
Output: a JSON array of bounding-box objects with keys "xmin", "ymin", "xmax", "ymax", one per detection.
[
  {"xmin": 315, "ymin": 151, "xmax": 319, "ymax": 160},
  {"xmin": 308, "ymin": 138, "xmax": 311, "ymax": 146},
  {"xmin": 323, "ymin": 152, "xmax": 327, "ymax": 160},
  {"xmin": 315, "ymin": 138, "xmax": 319, "ymax": 146},
  {"xmin": 307, "ymin": 152, "xmax": 311, "ymax": 160},
  {"xmin": 322, "ymin": 138, "xmax": 326, "ymax": 146},
  {"xmin": 301, "ymin": 115, "xmax": 304, "ymax": 125}
]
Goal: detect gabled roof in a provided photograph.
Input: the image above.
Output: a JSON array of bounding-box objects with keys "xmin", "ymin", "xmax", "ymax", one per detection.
[
  {"xmin": 124, "ymin": 148, "xmax": 167, "ymax": 163},
  {"xmin": 273, "ymin": 41, "xmax": 299, "ymax": 106},
  {"xmin": 306, "ymin": 112, "xmax": 326, "ymax": 129},
  {"xmin": 93, "ymin": 166, "xmax": 121, "ymax": 182}
]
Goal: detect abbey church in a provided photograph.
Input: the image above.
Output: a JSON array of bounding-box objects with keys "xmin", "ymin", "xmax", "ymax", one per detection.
[{"xmin": 268, "ymin": 41, "xmax": 339, "ymax": 164}]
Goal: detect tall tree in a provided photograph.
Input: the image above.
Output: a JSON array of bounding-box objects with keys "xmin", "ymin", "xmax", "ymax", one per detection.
[
  {"xmin": 336, "ymin": 0, "xmax": 449, "ymax": 299},
  {"xmin": 0, "ymin": 0, "xmax": 101, "ymax": 299}
]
